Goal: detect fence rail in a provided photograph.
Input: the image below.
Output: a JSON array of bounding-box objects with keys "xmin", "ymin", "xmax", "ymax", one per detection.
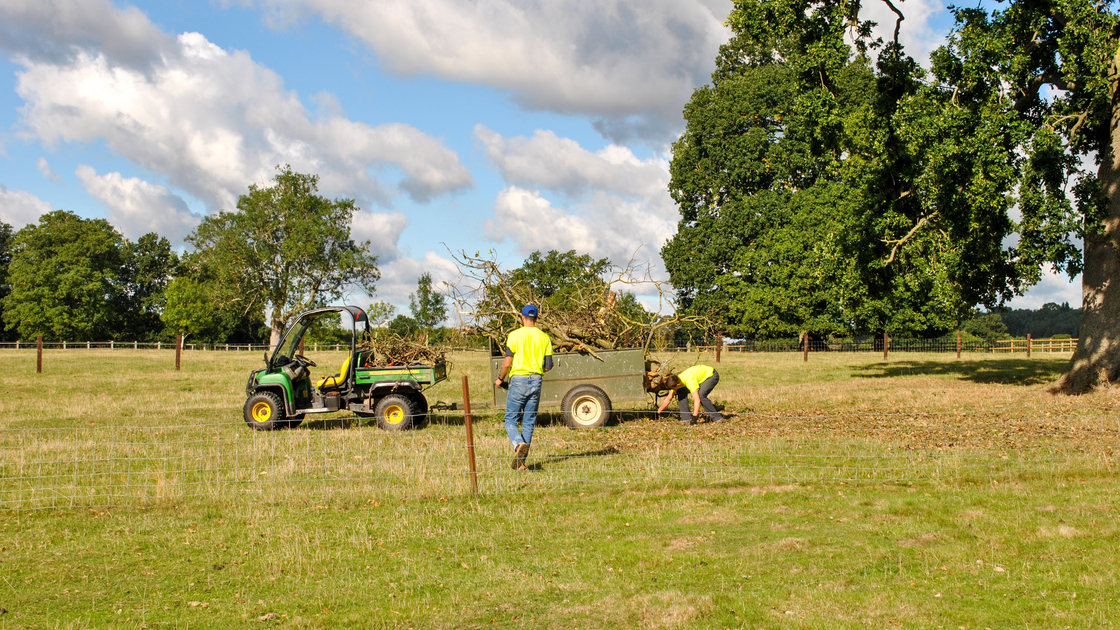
[{"xmin": 0, "ymin": 337, "xmax": 1079, "ymax": 354}]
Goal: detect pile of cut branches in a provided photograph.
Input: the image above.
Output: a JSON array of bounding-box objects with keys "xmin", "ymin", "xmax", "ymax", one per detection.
[
  {"xmin": 446, "ymin": 250, "xmax": 709, "ymax": 358},
  {"xmin": 357, "ymin": 330, "xmax": 448, "ymax": 367}
]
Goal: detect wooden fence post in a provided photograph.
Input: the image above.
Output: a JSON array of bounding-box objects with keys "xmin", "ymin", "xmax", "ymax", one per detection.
[
  {"xmin": 715, "ymin": 334, "xmax": 722, "ymax": 363},
  {"xmin": 36, "ymin": 335, "xmax": 42, "ymax": 374},
  {"xmin": 883, "ymin": 332, "xmax": 889, "ymax": 361},
  {"xmin": 461, "ymin": 375, "xmax": 478, "ymax": 495},
  {"xmin": 176, "ymin": 335, "xmax": 182, "ymax": 371},
  {"xmin": 956, "ymin": 330, "xmax": 962, "ymax": 359},
  {"xmin": 1027, "ymin": 334, "xmax": 1032, "ymax": 359},
  {"xmin": 803, "ymin": 332, "xmax": 809, "ymax": 363}
]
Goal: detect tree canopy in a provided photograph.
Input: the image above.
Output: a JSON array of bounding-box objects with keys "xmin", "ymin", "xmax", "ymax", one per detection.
[
  {"xmin": 187, "ymin": 166, "xmax": 381, "ymax": 348},
  {"xmin": 409, "ymin": 272, "xmax": 447, "ymax": 330}
]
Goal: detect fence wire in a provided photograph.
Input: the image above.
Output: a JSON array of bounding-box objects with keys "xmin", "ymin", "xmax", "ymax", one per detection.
[{"xmin": 3, "ymin": 404, "xmax": 1117, "ymax": 511}]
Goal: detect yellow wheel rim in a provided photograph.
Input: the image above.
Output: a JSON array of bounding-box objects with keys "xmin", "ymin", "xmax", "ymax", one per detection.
[
  {"xmin": 383, "ymin": 404, "xmax": 405, "ymax": 425},
  {"xmin": 251, "ymin": 401, "xmax": 272, "ymax": 423}
]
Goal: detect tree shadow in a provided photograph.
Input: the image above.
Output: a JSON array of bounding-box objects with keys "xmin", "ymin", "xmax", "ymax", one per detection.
[{"xmin": 851, "ymin": 358, "xmax": 1069, "ymax": 385}]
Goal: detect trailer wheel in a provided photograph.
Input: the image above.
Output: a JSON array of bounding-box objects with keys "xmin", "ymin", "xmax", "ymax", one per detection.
[
  {"xmin": 375, "ymin": 394, "xmax": 415, "ymax": 431},
  {"xmin": 561, "ymin": 385, "xmax": 612, "ymax": 429},
  {"xmin": 244, "ymin": 391, "xmax": 285, "ymax": 431}
]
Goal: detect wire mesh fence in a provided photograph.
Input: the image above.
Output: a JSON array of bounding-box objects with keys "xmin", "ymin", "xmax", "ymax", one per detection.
[{"xmin": 3, "ymin": 404, "xmax": 1116, "ymax": 511}]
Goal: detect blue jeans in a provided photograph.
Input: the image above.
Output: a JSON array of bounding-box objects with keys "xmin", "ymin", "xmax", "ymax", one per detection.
[{"xmin": 505, "ymin": 375, "xmax": 542, "ymax": 447}]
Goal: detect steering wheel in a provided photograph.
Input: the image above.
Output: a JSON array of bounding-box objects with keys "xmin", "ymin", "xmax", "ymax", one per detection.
[{"xmin": 294, "ymin": 354, "xmax": 317, "ymax": 368}]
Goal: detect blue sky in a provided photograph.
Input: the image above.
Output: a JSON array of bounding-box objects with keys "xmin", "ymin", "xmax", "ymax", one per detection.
[{"xmin": 0, "ymin": 0, "xmax": 1081, "ymax": 315}]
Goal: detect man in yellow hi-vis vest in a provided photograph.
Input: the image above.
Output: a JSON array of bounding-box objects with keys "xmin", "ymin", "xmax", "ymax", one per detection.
[
  {"xmin": 494, "ymin": 304, "xmax": 554, "ymax": 469},
  {"xmin": 656, "ymin": 364, "xmax": 723, "ymax": 425}
]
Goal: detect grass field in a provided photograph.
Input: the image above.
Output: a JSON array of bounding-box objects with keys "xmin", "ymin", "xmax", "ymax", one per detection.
[{"xmin": 1, "ymin": 348, "xmax": 1119, "ymax": 628}]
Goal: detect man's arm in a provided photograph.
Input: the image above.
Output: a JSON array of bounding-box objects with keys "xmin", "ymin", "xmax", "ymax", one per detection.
[
  {"xmin": 495, "ymin": 355, "xmax": 513, "ymax": 387},
  {"xmin": 690, "ymin": 390, "xmax": 702, "ymax": 417},
  {"xmin": 543, "ymin": 355, "xmax": 553, "ymax": 372}
]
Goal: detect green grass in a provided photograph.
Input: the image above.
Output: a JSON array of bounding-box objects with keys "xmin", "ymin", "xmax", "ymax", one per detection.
[{"xmin": 2, "ymin": 348, "xmax": 1119, "ymax": 628}]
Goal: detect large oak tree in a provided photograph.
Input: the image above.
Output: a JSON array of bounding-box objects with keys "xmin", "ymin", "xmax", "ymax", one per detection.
[{"xmin": 187, "ymin": 166, "xmax": 380, "ymax": 349}]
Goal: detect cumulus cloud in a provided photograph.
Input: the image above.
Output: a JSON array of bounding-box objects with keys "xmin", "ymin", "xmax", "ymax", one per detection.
[
  {"xmin": 0, "ymin": 184, "xmax": 53, "ymax": 228},
  {"xmin": 242, "ymin": 0, "xmax": 732, "ymax": 145},
  {"xmin": 1008, "ymin": 266, "xmax": 1083, "ymax": 310},
  {"xmin": 349, "ymin": 209, "xmax": 409, "ymax": 261},
  {"xmin": 75, "ymin": 165, "xmax": 203, "ymax": 243},
  {"xmin": 477, "ymin": 128, "xmax": 677, "ymax": 272},
  {"xmin": 36, "ymin": 156, "xmax": 61, "ymax": 182},
  {"xmin": 3, "ymin": 0, "xmax": 472, "ymax": 214}
]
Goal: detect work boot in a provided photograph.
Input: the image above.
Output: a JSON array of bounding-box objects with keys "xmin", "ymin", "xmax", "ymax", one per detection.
[{"xmin": 512, "ymin": 443, "xmax": 530, "ymax": 469}]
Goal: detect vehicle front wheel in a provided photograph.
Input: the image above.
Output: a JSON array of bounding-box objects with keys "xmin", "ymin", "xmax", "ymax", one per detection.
[
  {"xmin": 561, "ymin": 385, "xmax": 612, "ymax": 429},
  {"xmin": 374, "ymin": 394, "xmax": 415, "ymax": 431},
  {"xmin": 244, "ymin": 391, "xmax": 285, "ymax": 431}
]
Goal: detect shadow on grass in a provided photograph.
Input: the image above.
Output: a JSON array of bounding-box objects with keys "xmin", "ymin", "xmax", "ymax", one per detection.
[
  {"xmin": 851, "ymin": 357, "xmax": 1068, "ymax": 385},
  {"xmin": 527, "ymin": 446, "xmax": 620, "ymax": 471}
]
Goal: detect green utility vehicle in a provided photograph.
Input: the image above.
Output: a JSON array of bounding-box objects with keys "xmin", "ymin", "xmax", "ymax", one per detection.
[
  {"xmin": 490, "ymin": 345, "xmax": 650, "ymax": 429},
  {"xmin": 243, "ymin": 305, "xmax": 447, "ymax": 431}
]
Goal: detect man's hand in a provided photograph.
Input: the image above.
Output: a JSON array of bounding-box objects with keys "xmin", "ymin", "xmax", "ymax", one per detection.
[{"xmin": 494, "ymin": 378, "xmax": 503, "ymax": 388}]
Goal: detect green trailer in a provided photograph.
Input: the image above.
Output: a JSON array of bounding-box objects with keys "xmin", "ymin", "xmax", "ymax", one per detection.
[
  {"xmin": 490, "ymin": 345, "xmax": 650, "ymax": 428},
  {"xmin": 244, "ymin": 306, "xmax": 446, "ymax": 431}
]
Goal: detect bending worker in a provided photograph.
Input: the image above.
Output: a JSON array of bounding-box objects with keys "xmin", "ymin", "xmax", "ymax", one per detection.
[
  {"xmin": 494, "ymin": 304, "xmax": 554, "ymax": 470},
  {"xmin": 656, "ymin": 364, "xmax": 724, "ymax": 425}
]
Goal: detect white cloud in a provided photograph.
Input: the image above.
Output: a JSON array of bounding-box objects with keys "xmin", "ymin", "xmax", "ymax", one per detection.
[
  {"xmin": 3, "ymin": 1, "xmax": 472, "ymax": 214},
  {"xmin": 484, "ymin": 186, "xmax": 674, "ymax": 271},
  {"xmin": 349, "ymin": 209, "xmax": 409, "ymax": 261},
  {"xmin": 475, "ymin": 125, "xmax": 669, "ymax": 199},
  {"xmin": 244, "ymin": 0, "xmax": 732, "ymax": 145},
  {"xmin": 1007, "ymin": 266, "xmax": 1082, "ymax": 310},
  {"xmin": 36, "ymin": 157, "xmax": 61, "ymax": 182},
  {"xmin": 74, "ymin": 165, "xmax": 203, "ymax": 243},
  {"xmin": 478, "ymin": 128, "xmax": 677, "ymax": 271},
  {"xmin": 0, "ymin": 184, "xmax": 53, "ymax": 228}
]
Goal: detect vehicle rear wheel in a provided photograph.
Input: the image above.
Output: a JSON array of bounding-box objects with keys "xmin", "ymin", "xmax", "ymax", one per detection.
[
  {"xmin": 375, "ymin": 394, "xmax": 415, "ymax": 431},
  {"xmin": 561, "ymin": 385, "xmax": 612, "ymax": 429},
  {"xmin": 244, "ymin": 391, "xmax": 285, "ymax": 431}
]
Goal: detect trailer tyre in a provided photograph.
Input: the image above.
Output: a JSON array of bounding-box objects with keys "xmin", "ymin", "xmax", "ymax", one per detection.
[
  {"xmin": 561, "ymin": 385, "xmax": 612, "ymax": 429},
  {"xmin": 375, "ymin": 394, "xmax": 415, "ymax": 431},
  {"xmin": 244, "ymin": 391, "xmax": 285, "ymax": 431}
]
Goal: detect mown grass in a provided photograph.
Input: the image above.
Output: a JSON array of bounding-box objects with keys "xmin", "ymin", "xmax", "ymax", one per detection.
[{"xmin": 2, "ymin": 348, "xmax": 1119, "ymax": 628}]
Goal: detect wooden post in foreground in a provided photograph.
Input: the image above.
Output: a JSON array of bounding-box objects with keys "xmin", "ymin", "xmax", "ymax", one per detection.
[
  {"xmin": 36, "ymin": 335, "xmax": 43, "ymax": 374},
  {"xmin": 803, "ymin": 332, "xmax": 809, "ymax": 363},
  {"xmin": 461, "ymin": 375, "xmax": 478, "ymax": 495},
  {"xmin": 883, "ymin": 331, "xmax": 890, "ymax": 361},
  {"xmin": 956, "ymin": 330, "xmax": 962, "ymax": 359},
  {"xmin": 715, "ymin": 334, "xmax": 722, "ymax": 363},
  {"xmin": 175, "ymin": 335, "xmax": 182, "ymax": 371},
  {"xmin": 1026, "ymin": 334, "xmax": 1032, "ymax": 359}
]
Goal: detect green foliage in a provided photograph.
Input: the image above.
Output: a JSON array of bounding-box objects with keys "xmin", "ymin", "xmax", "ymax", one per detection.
[
  {"xmin": 387, "ymin": 314, "xmax": 418, "ymax": 337},
  {"xmin": 1000, "ymin": 302, "xmax": 1083, "ymax": 338},
  {"xmin": 1, "ymin": 211, "xmax": 126, "ymax": 340},
  {"xmin": 366, "ymin": 300, "xmax": 396, "ymax": 327},
  {"xmin": 507, "ymin": 250, "xmax": 610, "ymax": 308},
  {"xmin": 960, "ymin": 313, "xmax": 1011, "ymax": 341},
  {"xmin": 119, "ymin": 233, "xmax": 178, "ymax": 341},
  {"xmin": 187, "ymin": 166, "xmax": 380, "ymax": 343},
  {"xmin": 0, "ymin": 221, "xmax": 13, "ymax": 341},
  {"xmin": 409, "ymin": 272, "xmax": 447, "ymax": 330},
  {"xmin": 162, "ymin": 254, "xmax": 266, "ymax": 344},
  {"xmin": 664, "ymin": 0, "xmax": 965, "ymax": 340}
]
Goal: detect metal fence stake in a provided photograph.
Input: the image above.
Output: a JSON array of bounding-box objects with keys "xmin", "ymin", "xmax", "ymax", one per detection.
[{"xmin": 462, "ymin": 375, "xmax": 478, "ymax": 495}]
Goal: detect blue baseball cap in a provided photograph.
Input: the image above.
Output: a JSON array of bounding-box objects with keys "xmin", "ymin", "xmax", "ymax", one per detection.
[{"xmin": 521, "ymin": 304, "xmax": 539, "ymax": 318}]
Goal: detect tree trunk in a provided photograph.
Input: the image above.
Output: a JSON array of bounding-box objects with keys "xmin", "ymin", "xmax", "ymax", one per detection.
[
  {"xmin": 1050, "ymin": 49, "xmax": 1120, "ymax": 394},
  {"xmin": 269, "ymin": 306, "xmax": 285, "ymax": 353}
]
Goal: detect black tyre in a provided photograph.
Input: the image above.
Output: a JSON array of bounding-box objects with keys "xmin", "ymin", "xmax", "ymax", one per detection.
[
  {"xmin": 561, "ymin": 385, "xmax": 612, "ymax": 429},
  {"xmin": 244, "ymin": 391, "xmax": 285, "ymax": 431},
  {"xmin": 374, "ymin": 394, "xmax": 416, "ymax": 431}
]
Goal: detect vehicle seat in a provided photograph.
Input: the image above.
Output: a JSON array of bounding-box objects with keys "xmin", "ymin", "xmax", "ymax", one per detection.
[{"xmin": 317, "ymin": 354, "xmax": 353, "ymax": 392}]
